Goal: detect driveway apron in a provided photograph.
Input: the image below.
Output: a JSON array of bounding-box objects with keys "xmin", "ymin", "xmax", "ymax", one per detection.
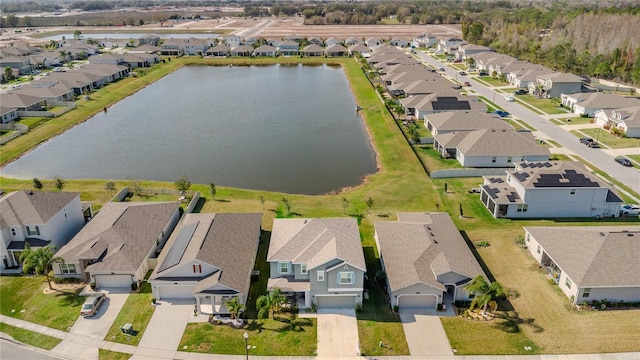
[
  {"xmin": 136, "ymin": 299, "xmax": 194, "ymax": 353},
  {"xmin": 316, "ymin": 308, "xmax": 360, "ymax": 357},
  {"xmin": 70, "ymin": 288, "xmax": 131, "ymax": 339},
  {"xmin": 399, "ymin": 309, "xmax": 453, "ymax": 356}
]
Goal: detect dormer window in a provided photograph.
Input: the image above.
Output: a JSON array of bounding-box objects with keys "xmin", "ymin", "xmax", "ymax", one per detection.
[
  {"xmin": 300, "ymin": 264, "xmax": 307, "ymax": 275},
  {"xmin": 278, "ymin": 262, "xmax": 291, "ymax": 275}
]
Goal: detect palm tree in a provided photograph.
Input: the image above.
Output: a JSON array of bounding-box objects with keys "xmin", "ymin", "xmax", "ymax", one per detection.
[
  {"xmin": 225, "ymin": 297, "xmax": 246, "ymax": 319},
  {"xmin": 19, "ymin": 244, "xmax": 63, "ymax": 290},
  {"xmin": 465, "ymin": 275, "xmax": 505, "ymax": 316},
  {"xmin": 256, "ymin": 288, "xmax": 287, "ymax": 319}
]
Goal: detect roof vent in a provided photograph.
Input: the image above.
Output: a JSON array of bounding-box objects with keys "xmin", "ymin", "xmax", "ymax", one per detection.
[
  {"xmin": 628, "ymin": 233, "xmax": 634, "ymax": 237},
  {"xmin": 27, "ymin": 190, "xmax": 34, "ymax": 195},
  {"xmin": 599, "ymin": 232, "xmax": 605, "ymax": 236}
]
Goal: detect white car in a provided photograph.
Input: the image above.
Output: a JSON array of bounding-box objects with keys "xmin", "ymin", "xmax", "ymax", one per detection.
[
  {"xmin": 504, "ymin": 95, "xmax": 514, "ymax": 102},
  {"xmin": 620, "ymin": 204, "xmax": 640, "ymax": 216}
]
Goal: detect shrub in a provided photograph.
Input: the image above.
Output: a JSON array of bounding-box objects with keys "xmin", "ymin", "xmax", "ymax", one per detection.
[
  {"xmin": 131, "ymin": 282, "xmax": 138, "ymax": 291},
  {"xmin": 355, "ymin": 304, "xmax": 362, "ymax": 313},
  {"xmin": 90, "ymin": 282, "xmax": 96, "ymax": 290},
  {"xmin": 393, "ymin": 305, "xmax": 399, "ymax": 313}
]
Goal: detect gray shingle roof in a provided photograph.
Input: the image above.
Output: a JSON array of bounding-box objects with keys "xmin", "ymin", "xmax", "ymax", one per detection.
[
  {"xmin": 456, "ymin": 129, "xmax": 550, "ymax": 157},
  {"xmin": 375, "ymin": 213, "xmax": 486, "ymax": 293},
  {"xmin": 1, "ymin": 191, "xmax": 80, "ymax": 229},
  {"xmin": 56, "ymin": 202, "xmax": 179, "ymax": 272},
  {"xmin": 525, "ymin": 226, "xmax": 640, "ymax": 287},
  {"xmin": 426, "ymin": 111, "xmax": 510, "ymax": 133},
  {"xmin": 268, "ymin": 218, "xmax": 365, "ymax": 271}
]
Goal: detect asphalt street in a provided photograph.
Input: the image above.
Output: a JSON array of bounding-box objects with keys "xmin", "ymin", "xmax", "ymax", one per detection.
[
  {"xmin": 414, "ymin": 51, "xmax": 640, "ymax": 196},
  {"xmin": 0, "ymin": 339, "xmax": 65, "ymax": 360}
]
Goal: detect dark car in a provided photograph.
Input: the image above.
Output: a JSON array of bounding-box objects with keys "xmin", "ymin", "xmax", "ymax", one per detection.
[
  {"xmin": 615, "ymin": 157, "xmax": 632, "ymax": 167},
  {"xmin": 458, "ymin": 71, "xmax": 467, "ymax": 76},
  {"xmin": 587, "ymin": 141, "xmax": 600, "ymax": 148},
  {"xmin": 579, "ymin": 137, "xmax": 594, "ymax": 144},
  {"xmin": 452, "ymin": 84, "xmax": 462, "ymax": 90},
  {"xmin": 513, "ymin": 89, "xmax": 528, "ymax": 95},
  {"xmin": 491, "ymin": 110, "xmax": 509, "ymax": 117}
]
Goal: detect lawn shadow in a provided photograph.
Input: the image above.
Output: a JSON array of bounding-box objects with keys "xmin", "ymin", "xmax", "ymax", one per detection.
[
  {"xmin": 245, "ymin": 319, "xmax": 264, "ymax": 333},
  {"xmin": 493, "ymin": 311, "xmax": 544, "ymax": 334},
  {"xmin": 215, "ymin": 199, "xmax": 231, "ymax": 203},
  {"xmin": 53, "ymin": 289, "xmax": 84, "ymax": 307}
]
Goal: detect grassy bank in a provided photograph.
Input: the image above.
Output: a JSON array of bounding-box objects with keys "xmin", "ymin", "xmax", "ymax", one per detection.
[{"xmin": 0, "ymin": 323, "xmax": 62, "ymax": 350}]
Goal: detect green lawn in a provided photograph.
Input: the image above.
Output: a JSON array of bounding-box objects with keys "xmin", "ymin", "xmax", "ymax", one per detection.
[
  {"xmin": 628, "ymin": 154, "xmax": 640, "ymax": 163},
  {"xmin": 477, "ymin": 76, "xmax": 509, "ymax": 87},
  {"xmin": 0, "ymin": 323, "xmax": 62, "ymax": 350},
  {"xmin": 0, "ymin": 275, "xmax": 84, "ymax": 330},
  {"xmin": 518, "ymin": 95, "xmax": 569, "ymax": 115},
  {"xmin": 104, "ymin": 282, "xmax": 155, "ymax": 345},
  {"xmin": 414, "ymin": 144, "xmax": 463, "ymax": 171},
  {"xmin": 572, "ymin": 128, "xmax": 640, "ymax": 149},
  {"xmin": 99, "ymin": 349, "xmax": 132, "ymax": 360},
  {"xmin": 553, "ymin": 117, "xmax": 593, "ymax": 125},
  {"xmin": 179, "ymin": 313, "xmax": 317, "ymax": 356},
  {"xmin": 442, "ymin": 316, "xmax": 537, "ymax": 355},
  {"xmin": 17, "ymin": 117, "xmax": 49, "ymax": 129}
]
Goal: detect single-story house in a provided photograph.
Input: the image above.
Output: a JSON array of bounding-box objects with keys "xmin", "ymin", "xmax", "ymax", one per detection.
[
  {"xmin": 267, "ymin": 218, "xmax": 366, "ymax": 309},
  {"xmin": 302, "ymin": 44, "xmax": 323, "ymax": 57},
  {"xmin": 560, "ymin": 93, "xmax": 640, "ymax": 117},
  {"xmin": 253, "ymin": 45, "xmax": 278, "ymax": 57},
  {"xmin": 375, "ymin": 212, "xmax": 487, "ymax": 310},
  {"xmin": 150, "ymin": 213, "xmax": 262, "ymax": 314},
  {"xmin": 523, "ymin": 226, "xmax": 640, "ymax": 304},
  {"xmin": 594, "ymin": 106, "xmax": 640, "ymax": 138},
  {"xmin": 54, "ymin": 202, "xmax": 180, "ymax": 288},
  {"xmin": 452, "ymin": 129, "xmax": 550, "ymax": 167},
  {"xmin": 325, "ymin": 44, "xmax": 348, "ymax": 57}
]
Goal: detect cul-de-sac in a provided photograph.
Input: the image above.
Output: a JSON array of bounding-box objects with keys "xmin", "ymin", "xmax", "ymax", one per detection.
[{"xmin": 1, "ymin": 1, "xmax": 639, "ymax": 360}]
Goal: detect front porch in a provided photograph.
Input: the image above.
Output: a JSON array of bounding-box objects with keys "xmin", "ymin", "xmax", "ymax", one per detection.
[
  {"xmin": 540, "ymin": 252, "xmax": 561, "ymax": 284},
  {"xmin": 267, "ymin": 277, "xmax": 311, "ymax": 309},
  {"xmin": 195, "ymin": 294, "xmax": 238, "ymax": 315}
]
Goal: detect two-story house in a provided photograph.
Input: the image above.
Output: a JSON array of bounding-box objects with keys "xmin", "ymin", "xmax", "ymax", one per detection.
[
  {"xmin": 267, "ymin": 218, "xmax": 366, "ymax": 309},
  {"xmin": 1, "ymin": 191, "xmax": 85, "ymax": 269},
  {"xmin": 277, "ymin": 40, "xmax": 300, "ymax": 56},
  {"xmin": 150, "ymin": 213, "xmax": 262, "ymax": 314},
  {"xmin": 480, "ymin": 161, "xmax": 623, "ymax": 218},
  {"xmin": 528, "ymin": 72, "xmax": 585, "ymax": 99}
]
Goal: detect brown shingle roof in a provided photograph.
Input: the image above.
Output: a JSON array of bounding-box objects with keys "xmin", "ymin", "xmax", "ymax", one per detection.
[{"xmin": 0, "ymin": 191, "xmax": 80, "ymax": 229}]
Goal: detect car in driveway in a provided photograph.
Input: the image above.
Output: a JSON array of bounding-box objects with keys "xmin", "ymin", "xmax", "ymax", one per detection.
[
  {"xmin": 504, "ymin": 95, "xmax": 515, "ymax": 102},
  {"xmin": 491, "ymin": 110, "xmax": 510, "ymax": 117},
  {"xmin": 620, "ymin": 204, "xmax": 640, "ymax": 216},
  {"xmin": 513, "ymin": 89, "xmax": 528, "ymax": 95},
  {"xmin": 614, "ymin": 157, "xmax": 632, "ymax": 167},
  {"xmin": 81, "ymin": 293, "xmax": 106, "ymax": 317}
]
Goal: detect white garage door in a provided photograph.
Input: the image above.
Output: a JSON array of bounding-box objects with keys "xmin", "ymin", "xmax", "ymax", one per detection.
[
  {"xmin": 95, "ymin": 274, "xmax": 133, "ymax": 288},
  {"xmin": 316, "ymin": 295, "xmax": 356, "ymax": 309},
  {"xmin": 156, "ymin": 285, "xmax": 194, "ymax": 299},
  {"xmin": 398, "ymin": 294, "xmax": 437, "ymax": 309}
]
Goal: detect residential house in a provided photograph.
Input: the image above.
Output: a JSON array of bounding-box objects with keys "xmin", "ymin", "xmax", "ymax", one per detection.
[
  {"xmin": 374, "ymin": 212, "xmax": 487, "ymax": 310},
  {"xmin": 401, "ymin": 94, "xmax": 487, "ymax": 118},
  {"xmin": 88, "ymin": 53, "xmax": 124, "ymax": 65},
  {"xmin": 0, "ymin": 106, "xmax": 19, "ymax": 124},
  {"xmin": 480, "ymin": 161, "xmax": 623, "ymax": 218},
  {"xmin": 244, "ymin": 37, "xmax": 258, "ymax": 46},
  {"xmin": 437, "ymin": 38, "xmax": 466, "ymax": 53},
  {"xmin": 0, "ymin": 56, "xmax": 32, "ymax": 75},
  {"xmin": 284, "ymin": 35, "xmax": 303, "ymax": 43},
  {"xmin": 266, "ymin": 38, "xmax": 282, "ymax": 47},
  {"xmin": 49, "ymin": 70, "xmax": 106, "ymax": 94},
  {"xmin": 561, "ymin": 93, "xmax": 640, "ymax": 117},
  {"xmin": 325, "ymin": 44, "xmax": 348, "ymax": 57},
  {"xmin": 1, "ymin": 93, "xmax": 46, "ymax": 112},
  {"xmin": 129, "ymin": 45, "xmax": 161, "ymax": 54},
  {"xmin": 205, "ymin": 44, "xmax": 231, "ymax": 57},
  {"xmin": 253, "ymin": 45, "xmax": 277, "ymax": 57},
  {"xmin": 456, "ymin": 44, "xmax": 491, "ymax": 60},
  {"xmin": 389, "ymin": 38, "xmax": 409, "ymax": 47},
  {"xmin": 308, "ymin": 37, "xmax": 324, "ymax": 46},
  {"xmin": 523, "ymin": 226, "xmax": 640, "ymax": 304},
  {"xmin": 471, "ymin": 52, "xmax": 514, "ymax": 73},
  {"xmin": 325, "ymin": 37, "xmax": 341, "ymax": 47},
  {"xmin": 230, "ymin": 45, "xmax": 254, "ymax": 57},
  {"xmin": 344, "ymin": 38, "xmax": 361, "ymax": 46},
  {"xmin": 15, "ymin": 83, "xmax": 74, "ymax": 102},
  {"xmin": 80, "ymin": 64, "xmax": 129, "ymax": 83},
  {"xmin": 302, "ymin": 44, "xmax": 323, "ymax": 57},
  {"xmin": 594, "ymin": 106, "xmax": 640, "ymax": 138},
  {"xmin": 348, "ymin": 44, "xmax": 371, "ymax": 57},
  {"xmin": 160, "ymin": 39, "xmax": 185, "ymax": 56},
  {"xmin": 365, "ymin": 38, "xmax": 383, "ymax": 48},
  {"xmin": 529, "ymin": 72, "xmax": 585, "ymax": 99},
  {"xmin": 278, "ymin": 40, "xmax": 300, "ymax": 56},
  {"xmin": 425, "ymin": 111, "xmax": 509, "ymax": 135},
  {"xmin": 139, "ymin": 34, "xmax": 160, "ymax": 46},
  {"xmin": 447, "ymin": 129, "xmax": 549, "ymax": 166},
  {"xmin": 1, "ymin": 191, "xmax": 85, "ymax": 269},
  {"xmin": 150, "ymin": 213, "xmax": 261, "ymax": 313},
  {"xmin": 507, "ymin": 64, "xmax": 552, "ymax": 90},
  {"xmin": 224, "ymin": 35, "xmax": 243, "ymax": 48},
  {"xmin": 267, "ymin": 218, "xmax": 366, "ymax": 309},
  {"xmin": 184, "ymin": 38, "xmax": 212, "ymax": 56},
  {"xmin": 54, "ymin": 202, "xmax": 180, "ymax": 288},
  {"xmin": 123, "ymin": 54, "xmax": 151, "ymax": 68},
  {"xmin": 411, "ymin": 33, "xmax": 438, "ymax": 49}
]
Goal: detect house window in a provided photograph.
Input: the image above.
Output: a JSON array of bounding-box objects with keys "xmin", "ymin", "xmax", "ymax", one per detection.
[
  {"xmin": 338, "ymin": 272, "xmax": 355, "ymax": 285},
  {"xmin": 536, "ymin": 245, "xmax": 541, "ymax": 254},
  {"xmin": 491, "ymin": 156, "xmax": 497, "ymax": 163},
  {"xmin": 565, "ymin": 278, "xmax": 572, "ymax": 289},
  {"xmin": 300, "ymin": 264, "xmax": 307, "ymax": 275},
  {"xmin": 11, "ymin": 228, "xmax": 16, "ymax": 236},
  {"xmin": 583, "ymin": 288, "xmax": 591, "ymax": 298},
  {"xmin": 517, "ymin": 204, "xmax": 528, "ymax": 212},
  {"xmin": 317, "ymin": 270, "xmax": 325, "ymax": 282},
  {"xmin": 192, "ymin": 264, "xmax": 202, "ymax": 273},
  {"xmin": 278, "ymin": 262, "xmax": 291, "ymax": 275},
  {"xmin": 26, "ymin": 226, "xmax": 40, "ymax": 236},
  {"xmin": 60, "ymin": 264, "xmax": 76, "ymax": 274},
  {"xmin": 570, "ymin": 189, "xmax": 576, "ymax": 195}
]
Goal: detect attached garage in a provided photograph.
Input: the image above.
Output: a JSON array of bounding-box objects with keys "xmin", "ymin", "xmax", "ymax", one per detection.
[
  {"xmin": 155, "ymin": 285, "xmax": 194, "ymax": 299},
  {"xmin": 316, "ymin": 295, "xmax": 357, "ymax": 309},
  {"xmin": 94, "ymin": 274, "xmax": 133, "ymax": 288},
  {"xmin": 398, "ymin": 294, "xmax": 437, "ymax": 309}
]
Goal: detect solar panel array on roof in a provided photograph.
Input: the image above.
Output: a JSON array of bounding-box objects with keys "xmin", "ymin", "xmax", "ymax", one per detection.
[
  {"xmin": 513, "ymin": 172, "xmax": 529, "ymax": 182},
  {"xmin": 483, "ymin": 185, "xmax": 501, "ymax": 199},
  {"xmin": 431, "ymin": 97, "xmax": 471, "ymax": 111},
  {"xmin": 157, "ymin": 221, "xmax": 199, "ymax": 272},
  {"xmin": 521, "ymin": 162, "xmax": 553, "ymax": 169},
  {"xmin": 533, "ymin": 170, "xmax": 600, "ymax": 188},
  {"xmin": 506, "ymin": 192, "xmax": 520, "ymax": 202},
  {"xmin": 487, "ymin": 177, "xmax": 504, "ymax": 184}
]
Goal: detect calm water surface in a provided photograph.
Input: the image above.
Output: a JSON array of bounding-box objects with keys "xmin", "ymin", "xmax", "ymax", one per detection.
[{"xmin": 1, "ymin": 65, "xmax": 377, "ymax": 195}]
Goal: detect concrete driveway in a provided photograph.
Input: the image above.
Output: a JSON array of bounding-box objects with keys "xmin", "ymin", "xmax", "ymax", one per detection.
[
  {"xmin": 399, "ymin": 309, "xmax": 453, "ymax": 356},
  {"xmin": 69, "ymin": 288, "xmax": 131, "ymax": 339},
  {"xmin": 316, "ymin": 308, "xmax": 360, "ymax": 357},
  {"xmin": 135, "ymin": 299, "xmax": 194, "ymax": 355}
]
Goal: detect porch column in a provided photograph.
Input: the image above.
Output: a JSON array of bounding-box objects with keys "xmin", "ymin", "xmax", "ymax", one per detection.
[
  {"xmin": 304, "ymin": 291, "xmax": 311, "ymax": 308},
  {"xmin": 211, "ymin": 296, "xmax": 216, "ymax": 314},
  {"xmin": 195, "ymin": 296, "xmax": 201, "ymax": 313}
]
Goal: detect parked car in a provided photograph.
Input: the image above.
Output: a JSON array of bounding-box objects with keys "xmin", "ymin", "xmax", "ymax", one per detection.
[
  {"xmin": 586, "ymin": 141, "xmax": 600, "ymax": 148},
  {"xmin": 620, "ymin": 204, "xmax": 640, "ymax": 216},
  {"xmin": 458, "ymin": 71, "xmax": 467, "ymax": 76},
  {"xmin": 81, "ymin": 293, "xmax": 106, "ymax": 317},
  {"xmin": 438, "ymin": 67, "xmax": 445, "ymax": 72},
  {"xmin": 491, "ymin": 110, "xmax": 510, "ymax": 117},
  {"xmin": 504, "ymin": 95, "xmax": 515, "ymax": 102},
  {"xmin": 579, "ymin": 137, "xmax": 594, "ymax": 145},
  {"xmin": 452, "ymin": 84, "xmax": 462, "ymax": 90},
  {"xmin": 513, "ymin": 89, "xmax": 528, "ymax": 95},
  {"xmin": 464, "ymin": 81, "xmax": 471, "ymax": 86},
  {"xmin": 614, "ymin": 157, "xmax": 632, "ymax": 167},
  {"xmin": 478, "ymin": 70, "xmax": 489, "ymax": 76}
]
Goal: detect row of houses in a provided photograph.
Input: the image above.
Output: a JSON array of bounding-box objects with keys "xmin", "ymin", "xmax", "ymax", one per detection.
[{"xmin": 2, "ymin": 190, "xmax": 637, "ymax": 311}]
